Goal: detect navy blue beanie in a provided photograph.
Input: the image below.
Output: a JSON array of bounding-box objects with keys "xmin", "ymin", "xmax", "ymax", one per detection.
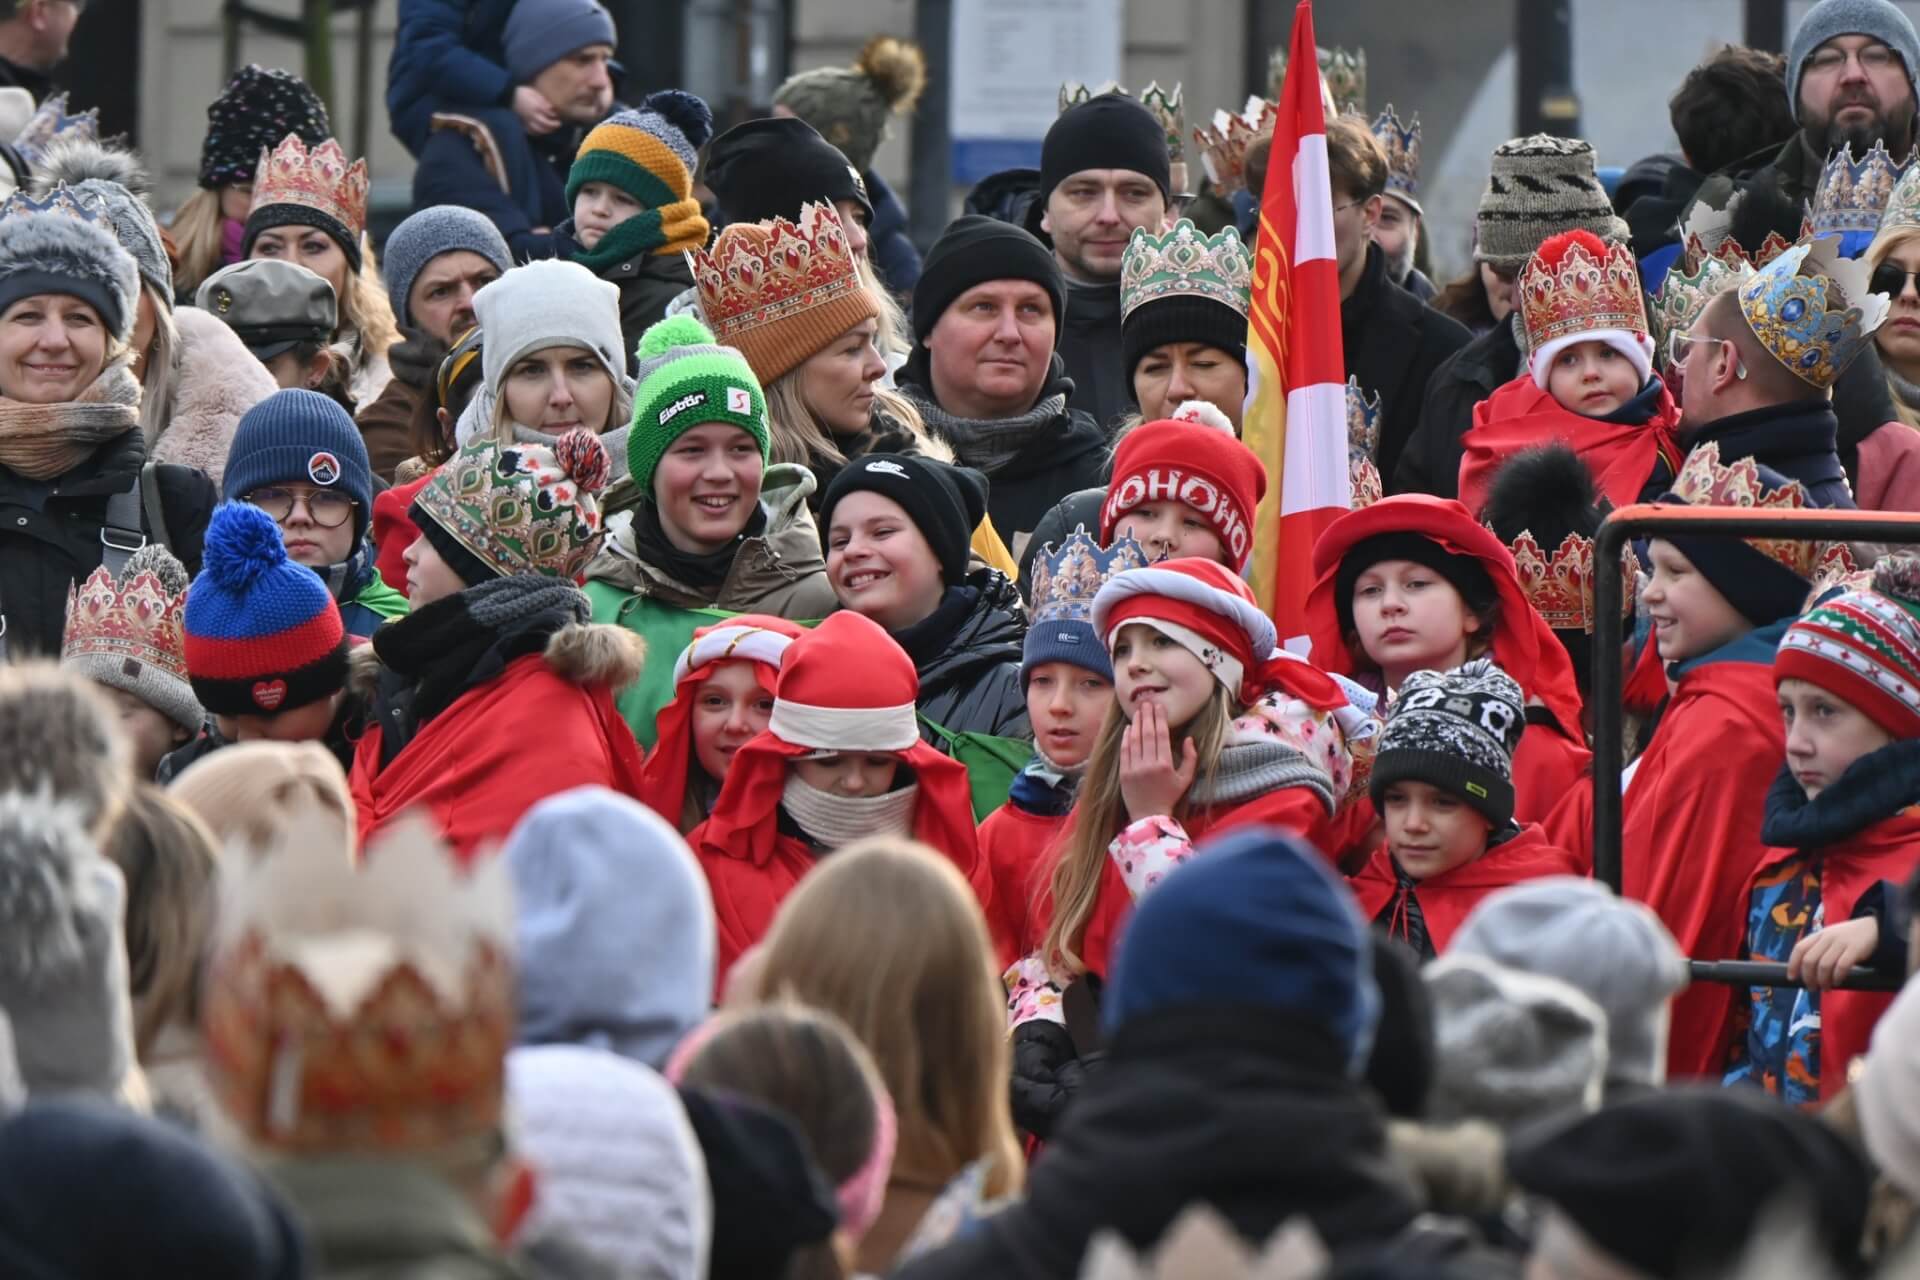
[
  {"xmin": 221, "ymin": 388, "xmax": 374, "ymax": 546},
  {"xmin": 1106, "ymin": 825, "xmax": 1380, "ymax": 1072}
]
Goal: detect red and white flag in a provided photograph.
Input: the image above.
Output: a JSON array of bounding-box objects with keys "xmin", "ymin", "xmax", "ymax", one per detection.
[{"xmin": 1244, "ymin": 0, "xmax": 1349, "ymax": 651}]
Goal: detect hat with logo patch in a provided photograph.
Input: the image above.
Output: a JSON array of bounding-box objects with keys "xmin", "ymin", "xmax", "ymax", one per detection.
[
  {"xmin": 1100, "ymin": 417, "xmax": 1268, "ymax": 572},
  {"xmin": 221, "ymin": 388, "xmax": 375, "ymax": 547},
  {"xmin": 627, "ymin": 313, "xmax": 770, "ymax": 496},
  {"xmin": 819, "ymin": 453, "xmax": 989, "ymax": 589}
]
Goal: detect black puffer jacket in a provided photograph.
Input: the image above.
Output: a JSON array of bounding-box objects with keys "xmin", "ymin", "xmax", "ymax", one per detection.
[
  {"xmin": 896, "ymin": 569, "xmax": 1030, "ymax": 743},
  {"xmin": 0, "ymin": 430, "xmax": 214, "ymax": 657},
  {"xmin": 1389, "ymin": 317, "xmax": 1523, "ymax": 499}
]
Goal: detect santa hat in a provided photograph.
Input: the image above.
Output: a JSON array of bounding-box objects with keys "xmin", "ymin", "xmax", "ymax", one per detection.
[
  {"xmin": 1519, "ymin": 229, "xmax": 1654, "ymax": 392},
  {"xmin": 692, "ymin": 612, "xmax": 980, "ymax": 873},
  {"xmin": 1092, "ymin": 557, "xmax": 1345, "ymax": 710},
  {"xmin": 1100, "ymin": 416, "xmax": 1267, "ymax": 571},
  {"xmin": 636, "ymin": 614, "xmax": 807, "ymax": 824}
]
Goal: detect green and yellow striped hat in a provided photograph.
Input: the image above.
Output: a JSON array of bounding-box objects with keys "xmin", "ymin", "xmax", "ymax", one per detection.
[{"xmin": 566, "ymin": 90, "xmax": 714, "ymax": 255}]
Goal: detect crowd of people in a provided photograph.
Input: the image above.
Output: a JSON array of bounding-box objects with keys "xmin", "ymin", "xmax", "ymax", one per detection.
[{"xmin": 1, "ymin": 0, "xmax": 1920, "ymax": 1275}]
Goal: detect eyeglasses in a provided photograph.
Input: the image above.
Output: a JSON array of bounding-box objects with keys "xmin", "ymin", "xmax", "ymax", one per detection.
[
  {"xmin": 1805, "ymin": 43, "xmax": 1899, "ymax": 74},
  {"xmin": 1330, "ymin": 198, "xmax": 1367, "ymax": 215},
  {"xmin": 245, "ymin": 486, "xmax": 357, "ymax": 529},
  {"xmin": 1871, "ymin": 264, "xmax": 1920, "ymax": 297},
  {"xmin": 1666, "ymin": 330, "xmax": 1747, "ymax": 380}
]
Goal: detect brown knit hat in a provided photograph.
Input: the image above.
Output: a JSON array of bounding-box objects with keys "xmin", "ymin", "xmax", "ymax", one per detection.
[
  {"xmin": 1474, "ymin": 134, "xmax": 1629, "ymax": 271},
  {"xmin": 166, "ymin": 740, "xmax": 355, "ymax": 858},
  {"xmin": 688, "ymin": 201, "xmax": 880, "ymax": 383}
]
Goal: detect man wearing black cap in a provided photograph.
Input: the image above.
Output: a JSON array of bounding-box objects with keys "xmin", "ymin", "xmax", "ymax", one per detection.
[
  {"xmin": 1030, "ymin": 93, "xmax": 1173, "ymax": 431},
  {"xmin": 898, "ymin": 216, "xmax": 1109, "ymax": 560}
]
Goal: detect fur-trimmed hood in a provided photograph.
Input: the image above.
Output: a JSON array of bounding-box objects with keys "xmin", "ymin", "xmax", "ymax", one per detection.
[
  {"xmin": 148, "ymin": 306, "xmax": 276, "ymax": 484},
  {"xmin": 349, "ymin": 619, "xmax": 645, "ymax": 698}
]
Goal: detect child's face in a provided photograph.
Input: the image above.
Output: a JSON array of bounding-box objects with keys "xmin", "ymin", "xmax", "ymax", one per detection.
[
  {"xmin": 1349, "ymin": 558, "xmax": 1479, "ymax": 686},
  {"xmin": 1382, "ymin": 779, "xmax": 1492, "ymax": 880},
  {"xmin": 791, "ymin": 752, "xmax": 900, "ymax": 797},
  {"xmin": 691, "ymin": 661, "xmax": 775, "ymax": 785},
  {"xmin": 1642, "ymin": 539, "xmax": 1750, "ymax": 663},
  {"xmin": 104, "ymin": 686, "xmax": 188, "ymax": 780},
  {"xmin": 1025, "ymin": 661, "xmax": 1115, "ymax": 769},
  {"xmin": 654, "ymin": 422, "xmax": 766, "ymax": 555},
  {"xmin": 1546, "ymin": 339, "xmax": 1640, "ymax": 417},
  {"xmin": 1111, "ymin": 622, "xmax": 1215, "ymax": 731},
  {"xmin": 573, "ymin": 181, "xmax": 644, "ymax": 252},
  {"xmin": 1778, "ymin": 677, "xmax": 1895, "ymax": 800},
  {"xmin": 1114, "ymin": 501, "xmax": 1228, "ymax": 567},
  {"xmin": 826, "ymin": 491, "xmax": 948, "ymax": 631},
  {"xmin": 402, "ymin": 532, "xmax": 469, "ymax": 608}
]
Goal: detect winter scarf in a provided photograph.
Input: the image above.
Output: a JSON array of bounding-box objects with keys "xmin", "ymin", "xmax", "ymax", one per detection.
[
  {"xmin": 571, "ymin": 200, "xmax": 708, "ymax": 274},
  {"xmin": 628, "ymin": 499, "xmax": 770, "ymax": 593},
  {"xmin": 1889, "ymin": 366, "xmax": 1920, "ymax": 417},
  {"xmin": 1009, "ymin": 750, "xmax": 1082, "ymax": 817},
  {"xmin": 1188, "ymin": 737, "xmax": 1334, "ymax": 814},
  {"xmin": 0, "ymin": 360, "xmax": 141, "ymax": 480},
  {"xmin": 515, "ymin": 420, "xmax": 633, "ymax": 484},
  {"xmin": 780, "ymin": 775, "xmax": 919, "ymax": 848},
  {"xmin": 922, "ymin": 391, "xmax": 1070, "ymax": 477},
  {"xmin": 1762, "ymin": 740, "xmax": 1920, "ymax": 852}
]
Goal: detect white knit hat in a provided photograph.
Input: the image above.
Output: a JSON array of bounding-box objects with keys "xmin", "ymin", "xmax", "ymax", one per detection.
[{"xmin": 473, "ymin": 259, "xmax": 628, "ymax": 402}]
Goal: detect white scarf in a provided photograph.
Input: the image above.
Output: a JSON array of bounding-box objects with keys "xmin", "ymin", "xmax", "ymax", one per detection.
[{"xmin": 780, "ymin": 774, "xmax": 918, "ymax": 850}]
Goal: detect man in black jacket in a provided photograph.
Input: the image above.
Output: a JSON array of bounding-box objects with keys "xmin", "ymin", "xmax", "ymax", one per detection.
[
  {"xmin": 0, "ymin": 0, "xmax": 79, "ymax": 100},
  {"xmin": 1330, "ymin": 116, "xmax": 1470, "ymax": 487}
]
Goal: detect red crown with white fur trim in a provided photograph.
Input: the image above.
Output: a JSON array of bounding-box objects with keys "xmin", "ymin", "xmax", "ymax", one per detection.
[{"xmin": 765, "ymin": 611, "xmax": 921, "ymax": 752}]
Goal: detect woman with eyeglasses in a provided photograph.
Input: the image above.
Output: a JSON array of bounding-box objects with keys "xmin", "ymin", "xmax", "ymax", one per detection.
[{"xmin": 220, "ymin": 389, "xmax": 410, "ymax": 639}]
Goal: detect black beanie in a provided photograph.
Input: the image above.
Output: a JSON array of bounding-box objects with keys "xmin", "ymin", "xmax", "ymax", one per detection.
[
  {"xmin": 819, "ymin": 453, "xmax": 989, "ymax": 587},
  {"xmin": 1334, "ymin": 531, "xmax": 1498, "ymax": 640},
  {"xmin": 1040, "ymin": 93, "xmax": 1172, "ymax": 209},
  {"xmin": 911, "ymin": 215, "xmax": 1066, "ymax": 343},
  {"xmin": 1122, "ymin": 293, "xmax": 1249, "ymax": 382},
  {"xmin": 704, "ymin": 117, "xmax": 874, "ymax": 226},
  {"xmin": 1654, "ymin": 461, "xmax": 1813, "ymax": 628}
]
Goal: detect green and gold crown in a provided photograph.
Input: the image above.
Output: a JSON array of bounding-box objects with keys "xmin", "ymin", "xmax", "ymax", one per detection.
[
  {"xmin": 1059, "ymin": 81, "xmax": 1188, "ymax": 194},
  {"xmin": 1738, "ymin": 236, "xmax": 1890, "ymax": 390},
  {"xmin": 1649, "ymin": 253, "xmax": 1752, "ymax": 375},
  {"xmin": 1119, "ymin": 218, "xmax": 1253, "ymax": 325}
]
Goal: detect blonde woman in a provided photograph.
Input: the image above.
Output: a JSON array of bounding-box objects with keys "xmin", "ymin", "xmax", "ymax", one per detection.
[
  {"xmin": 746, "ymin": 837, "xmax": 1023, "ymax": 1273},
  {"xmin": 1858, "ymin": 204, "xmax": 1920, "ymax": 510}
]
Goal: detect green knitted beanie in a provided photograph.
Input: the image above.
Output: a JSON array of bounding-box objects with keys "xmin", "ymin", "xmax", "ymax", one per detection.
[{"xmin": 628, "ymin": 313, "xmax": 771, "ymax": 494}]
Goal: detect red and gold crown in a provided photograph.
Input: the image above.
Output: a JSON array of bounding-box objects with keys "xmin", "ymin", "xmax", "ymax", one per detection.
[
  {"xmin": 61, "ymin": 551, "xmax": 189, "ymax": 679},
  {"xmin": 1517, "ymin": 229, "xmax": 1648, "ymax": 352},
  {"xmin": 1510, "ymin": 531, "xmax": 1638, "ymax": 634},
  {"xmin": 1668, "ymin": 442, "xmax": 1857, "ymax": 581},
  {"xmin": 1194, "ymin": 96, "xmax": 1278, "ymax": 194},
  {"xmin": 688, "ymin": 201, "xmax": 865, "ymax": 354},
  {"xmin": 201, "ymin": 812, "xmax": 514, "ymax": 1156},
  {"xmin": 249, "ymin": 135, "xmax": 369, "ymax": 239}
]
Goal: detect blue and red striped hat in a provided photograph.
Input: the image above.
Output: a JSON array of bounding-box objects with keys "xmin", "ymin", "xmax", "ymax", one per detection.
[{"xmin": 184, "ymin": 502, "xmax": 348, "ymax": 718}]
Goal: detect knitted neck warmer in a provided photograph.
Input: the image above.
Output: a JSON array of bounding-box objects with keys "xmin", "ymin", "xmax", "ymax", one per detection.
[
  {"xmin": 630, "ymin": 499, "xmax": 769, "ymax": 592},
  {"xmin": 1187, "ymin": 738, "xmax": 1334, "ymax": 813},
  {"xmin": 921, "ymin": 391, "xmax": 1068, "ymax": 476},
  {"xmin": 780, "ymin": 774, "xmax": 918, "ymax": 849},
  {"xmin": 0, "ymin": 360, "xmax": 142, "ymax": 480},
  {"xmin": 1889, "ymin": 365, "xmax": 1920, "ymax": 413},
  {"xmin": 571, "ymin": 201, "xmax": 709, "ymax": 272},
  {"xmin": 512, "ymin": 421, "xmax": 633, "ymax": 484},
  {"xmin": 1761, "ymin": 740, "xmax": 1920, "ymax": 850}
]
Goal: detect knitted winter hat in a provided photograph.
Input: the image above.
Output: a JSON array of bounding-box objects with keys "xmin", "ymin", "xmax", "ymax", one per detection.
[
  {"xmin": 243, "ymin": 136, "xmax": 370, "ymax": 272},
  {"xmin": 183, "ymin": 503, "xmax": 349, "ymax": 719},
  {"xmin": 412, "ymin": 429, "xmax": 612, "ymax": 583},
  {"xmin": 774, "ymin": 36, "xmax": 928, "ymax": 174},
  {"xmin": 688, "ymin": 201, "xmax": 879, "ymax": 383},
  {"xmin": 567, "ymin": 91, "xmax": 715, "ymax": 259},
  {"xmin": 60, "ymin": 545, "xmax": 202, "ymax": 734},
  {"xmin": 195, "ymin": 258, "xmax": 336, "ymax": 362},
  {"xmin": 676, "ymin": 1091, "xmax": 839, "ymax": 1276},
  {"xmin": 1022, "ymin": 528, "xmax": 1149, "ymax": 684},
  {"xmin": 911, "ymin": 215, "xmax": 1066, "ymax": 344},
  {"xmin": 505, "ymin": 787, "xmax": 717, "ymax": 1068},
  {"xmin": 1094, "ymin": 557, "xmax": 1348, "ymax": 710},
  {"xmin": 0, "ymin": 790, "xmax": 136, "ymax": 1101},
  {"xmin": 1474, "ymin": 135, "xmax": 1629, "ymax": 272},
  {"xmin": 1369, "ymin": 658, "xmax": 1527, "ymax": 828},
  {"xmin": 1119, "ymin": 218, "xmax": 1252, "ymax": 381},
  {"xmin": 0, "ymin": 664, "xmax": 129, "ymax": 838},
  {"xmin": 818, "ymin": 453, "xmax": 988, "ymax": 589},
  {"xmin": 1788, "ymin": 0, "xmax": 1920, "ymax": 125},
  {"xmin": 0, "ymin": 186, "xmax": 140, "ymax": 343},
  {"xmin": 222, "ymin": 388, "xmax": 375, "ymax": 545},
  {"xmin": 1423, "ymin": 954, "xmax": 1608, "ymax": 1133},
  {"xmin": 1039, "ymin": 92, "xmax": 1172, "ymax": 215},
  {"xmin": 166, "ymin": 740, "xmax": 356, "ymax": 857},
  {"xmin": 381, "ymin": 205, "xmax": 511, "ymax": 329},
  {"xmin": 507, "ymin": 1045, "xmax": 712, "ymax": 1280},
  {"xmin": 198, "ymin": 64, "xmax": 330, "ymax": 191},
  {"xmin": 1451, "ymin": 877, "xmax": 1690, "ymax": 1098},
  {"xmin": 1105, "ymin": 826, "xmax": 1379, "ymax": 1072},
  {"xmin": 702, "ymin": 117, "xmax": 874, "ymax": 228},
  {"xmin": 1519, "ymin": 229, "xmax": 1654, "ymax": 390},
  {"xmin": 1100, "ymin": 416, "xmax": 1268, "ymax": 571},
  {"xmin": 1776, "ymin": 585, "xmax": 1920, "ymax": 740},
  {"xmin": 29, "ymin": 137, "xmax": 171, "ymax": 301},
  {"xmin": 627, "ymin": 314, "xmax": 770, "ymax": 495},
  {"xmin": 474, "ymin": 260, "xmax": 627, "ymax": 406},
  {"xmin": 1857, "ymin": 975, "xmax": 1920, "ymax": 1199},
  {"xmin": 503, "ymin": 0, "xmax": 616, "ymax": 84}
]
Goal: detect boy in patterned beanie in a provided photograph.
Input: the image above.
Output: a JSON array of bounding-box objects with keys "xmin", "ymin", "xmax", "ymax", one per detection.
[{"xmin": 1350, "ymin": 659, "xmax": 1582, "ymax": 959}]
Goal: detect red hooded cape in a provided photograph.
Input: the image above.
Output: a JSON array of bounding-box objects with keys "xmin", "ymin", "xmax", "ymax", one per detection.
[
  {"xmin": 1349, "ymin": 823, "xmax": 1586, "ymax": 954},
  {"xmin": 1457, "ymin": 375, "xmax": 1682, "ymax": 518},
  {"xmin": 372, "ymin": 472, "xmax": 434, "ymax": 593}
]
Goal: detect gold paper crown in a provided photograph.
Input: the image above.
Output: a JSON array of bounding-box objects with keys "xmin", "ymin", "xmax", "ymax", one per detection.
[
  {"xmin": 1058, "ymin": 81, "xmax": 1125, "ymax": 114},
  {"xmin": 249, "ymin": 135, "xmax": 369, "ymax": 240},
  {"xmin": 1058, "ymin": 81, "xmax": 1188, "ymax": 194},
  {"xmin": 1678, "ymin": 191, "xmax": 1794, "ymax": 274},
  {"xmin": 1269, "ymin": 45, "xmax": 1366, "ymax": 113},
  {"xmin": 1346, "ymin": 377, "xmax": 1383, "ymax": 509},
  {"xmin": 201, "ymin": 811, "xmax": 515, "ymax": 1156},
  {"xmin": 1668, "ymin": 442, "xmax": 1856, "ymax": 581},
  {"xmin": 1510, "ymin": 531, "xmax": 1637, "ymax": 633},
  {"xmin": 1194, "ymin": 96, "xmax": 1278, "ymax": 194},
  {"xmin": 688, "ymin": 201, "xmax": 865, "ymax": 350},
  {"xmin": 1804, "ymin": 140, "xmax": 1911, "ymax": 241},
  {"xmin": 1517, "ymin": 231, "xmax": 1649, "ymax": 352},
  {"xmin": 60, "ymin": 552, "xmax": 189, "ymax": 681}
]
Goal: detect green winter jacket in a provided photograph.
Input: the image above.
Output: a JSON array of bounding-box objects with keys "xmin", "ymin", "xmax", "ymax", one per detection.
[{"xmin": 266, "ymin": 1156, "xmax": 527, "ymax": 1280}]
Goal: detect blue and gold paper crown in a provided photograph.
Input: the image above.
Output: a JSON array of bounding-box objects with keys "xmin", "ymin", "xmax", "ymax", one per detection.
[
  {"xmin": 1370, "ymin": 105, "xmax": 1421, "ymax": 215},
  {"xmin": 1346, "ymin": 377, "xmax": 1384, "ymax": 510},
  {"xmin": 13, "ymin": 92, "xmax": 98, "ymax": 170},
  {"xmin": 0, "ymin": 183, "xmax": 119, "ymax": 236},
  {"xmin": 1029, "ymin": 527, "xmax": 1150, "ymax": 628},
  {"xmin": 1738, "ymin": 236, "xmax": 1890, "ymax": 390},
  {"xmin": 1804, "ymin": 141, "xmax": 1911, "ymax": 254}
]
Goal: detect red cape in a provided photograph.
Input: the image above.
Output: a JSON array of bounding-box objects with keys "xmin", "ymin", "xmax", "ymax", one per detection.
[
  {"xmin": 372, "ymin": 472, "xmax": 434, "ymax": 593},
  {"xmin": 1457, "ymin": 375, "xmax": 1681, "ymax": 518},
  {"xmin": 350, "ymin": 650, "xmax": 648, "ymax": 863},
  {"xmin": 1621, "ymin": 657, "xmax": 1784, "ymax": 1082},
  {"xmin": 1350, "ymin": 822, "xmax": 1585, "ymax": 954},
  {"xmin": 980, "ymin": 801, "xmax": 1071, "ymax": 959},
  {"xmin": 1513, "ymin": 719, "xmax": 1593, "ymax": 828}
]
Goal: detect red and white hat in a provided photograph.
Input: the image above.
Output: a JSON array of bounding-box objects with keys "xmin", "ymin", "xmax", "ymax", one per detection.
[
  {"xmin": 1100, "ymin": 415, "xmax": 1268, "ymax": 571},
  {"xmin": 1092, "ymin": 557, "xmax": 1345, "ymax": 709}
]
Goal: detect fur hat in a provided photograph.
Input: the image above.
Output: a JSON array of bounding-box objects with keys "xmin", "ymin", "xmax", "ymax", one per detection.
[
  {"xmin": 1423, "ymin": 953, "xmax": 1608, "ymax": 1132},
  {"xmin": 0, "ymin": 186, "xmax": 140, "ymax": 342},
  {"xmin": 773, "ymin": 36, "xmax": 927, "ymax": 174},
  {"xmin": 28, "ymin": 136, "xmax": 171, "ymax": 301},
  {"xmin": 0, "ymin": 664, "xmax": 128, "ymax": 839}
]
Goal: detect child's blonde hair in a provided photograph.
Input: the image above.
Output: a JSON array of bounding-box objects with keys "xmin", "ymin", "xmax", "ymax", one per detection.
[{"xmin": 101, "ymin": 784, "xmax": 220, "ymax": 1058}]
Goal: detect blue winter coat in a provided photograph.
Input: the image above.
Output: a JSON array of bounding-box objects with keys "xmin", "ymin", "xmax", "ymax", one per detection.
[
  {"xmin": 864, "ymin": 169, "xmax": 921, "ymax": 295},
  {"xmin": 412, "ymin": 107, "xmax": 576, "ymax": 262},
  {"xmin": 386, "ymin": 0, "xmax": 518, "ymax": 157}
]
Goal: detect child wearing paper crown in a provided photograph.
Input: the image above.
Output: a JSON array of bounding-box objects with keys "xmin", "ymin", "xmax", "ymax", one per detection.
[
  {"xmin": 689, "ymin": 610, "xmax": 1000, "ymax": 988},
  {"xmin": 635, "ymin": 613, "xmax": 805, "ymax": 834},
  {"xmin": 1456, "ymin": 230, "xmax": 1683, "ymax": 519},
  {"xmin": 349, "ymin": 429, "xmax": 648, "ymax": 861},
  {"xmin": 1724, "ymin": 555, "xmax": 1920, "ymax": 1104},
  {"xmin": 1349, "ymin": 660, "xmax": 1583, "ymax": 960}
]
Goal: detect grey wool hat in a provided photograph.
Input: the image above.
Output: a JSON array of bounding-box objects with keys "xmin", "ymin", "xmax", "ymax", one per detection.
[
  {"xmin": 28, "ymin": 136, "xmax": 172, "ymax": 302},
  {"xmin": 382, "ymin": 205, "xmax": 512, "ymax": 329},
  {"xmin": 1424, "ymin": 953, "xmax": 1608, "ymax": 1133},
  {"xmin": 1474, "ymin": 135, "xmax": 1630, "ymax": 271},
  {"xmin": 0, "ymin": 185, "xmax": 140, "ymax": 343},
  {"xmin": 196, "ymin": 258, "xmax": 337, "ymax": 362},
  {"xmin": 0, "ymin": 664, "xmax": 129, "ymax": 840},
  {"xmin": 1788, "ymin": 0, "xmax": 1920, "ymax": 122}
]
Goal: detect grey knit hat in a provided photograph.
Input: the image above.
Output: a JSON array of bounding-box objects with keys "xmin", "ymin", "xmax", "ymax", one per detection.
[
  {"xmin": 1369, "ymin": 658, "xmax": 1526, "ymax": 828},
  {"xmin": 382, "ymin": 205, "xmax": 512, "ymax": 329},
  {"xmin": 1788, "ymin": 0, "xmax": 1920, "ymax": 122},
  {"xmin": 0, "ymin": 664, "xmax": 129, "ymax": 840},
  {"xmin": 503, "ymin": 0, "xmax": 617, "ymax": 84},
  {"xmin": 1474, "ymin": 135, "xmax": 1630, "ymax": 271},
  {"xmin": 1424, "ymin": 953, "xmax": 1608, "ymax": 1133},
  {"xmin": 0, "ymin": 185, "xmax": 141, "ymax": 343},
  {"xmin": 27, "ymin": 136, "xmax": 171, "ymax": 302},
  {"xmin": 774, "ymin": 36, "xmax": 928, "ymax": 174},
  {"xmin": 59, "ymin": 544, "xmax": 203, "ymax": 735}
]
